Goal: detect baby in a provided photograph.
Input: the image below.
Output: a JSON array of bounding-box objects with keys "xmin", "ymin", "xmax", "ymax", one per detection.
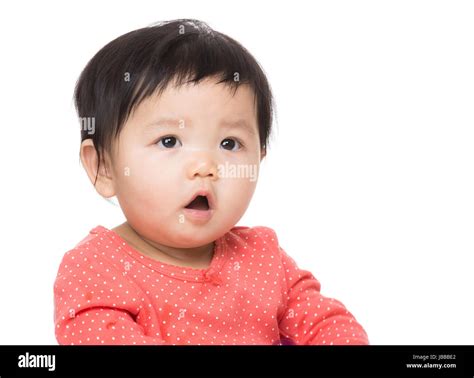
[{"xmin": 54, "ymin": 19, "xmax": 369, "ymax": 345}]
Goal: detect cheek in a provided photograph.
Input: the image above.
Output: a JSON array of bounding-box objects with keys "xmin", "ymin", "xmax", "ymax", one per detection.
[
  {"xmin": 113, "ymin": 153, "xmax": 180, "ymax": 213},
  {"xmin": 219, "ymin": 176, "xmax": 258, "ymax": 209}
]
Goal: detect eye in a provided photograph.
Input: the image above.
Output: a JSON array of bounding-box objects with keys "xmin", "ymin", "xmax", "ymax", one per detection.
[
  {"xmin": 220, "ymin": 138, "xmax": 243, "ymax": 151},
  {"xmin": 156, "ymin": 136, "xmax": 182, "ymax": 149}
]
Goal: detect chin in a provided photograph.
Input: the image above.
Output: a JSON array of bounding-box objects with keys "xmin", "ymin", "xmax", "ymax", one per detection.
[
  {"xmin": 169, "ymin": 238, "xmax": 214, "ymax": 249},
  {"xmin": 167, "ymin": 228, "xmax": 217, "ymax": 248}
]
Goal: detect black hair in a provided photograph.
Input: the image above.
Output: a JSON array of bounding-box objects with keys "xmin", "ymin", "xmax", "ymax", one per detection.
[{"xmin": 74, "ymin": 19, "xmax": 274, "ymax": 184}]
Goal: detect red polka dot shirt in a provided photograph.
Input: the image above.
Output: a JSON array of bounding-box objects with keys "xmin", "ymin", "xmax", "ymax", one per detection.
[{"xmin": 54, "ymin": 225, "xmax": 369, "ymax": 345}]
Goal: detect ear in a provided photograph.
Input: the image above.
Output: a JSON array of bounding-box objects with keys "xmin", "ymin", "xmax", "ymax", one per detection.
[{"xmin": 80, "ymin": 139, "xmax": 116, "ymax": 198}]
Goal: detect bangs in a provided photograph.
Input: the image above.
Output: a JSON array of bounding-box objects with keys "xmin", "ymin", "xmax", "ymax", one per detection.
[{"xmin": 124, "ymin": 24, "xmax": 262, "ymax": 130}]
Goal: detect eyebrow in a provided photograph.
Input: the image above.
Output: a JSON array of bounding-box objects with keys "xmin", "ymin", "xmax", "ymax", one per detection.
[{"xmin": 144, "ymin": 118, "xmax": 256, "ymax": 136}]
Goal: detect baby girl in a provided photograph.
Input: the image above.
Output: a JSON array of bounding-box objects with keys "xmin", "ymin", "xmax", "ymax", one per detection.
[{"xmin": 54, "ymin": 19, "xmax": 369, "ymax": 345}]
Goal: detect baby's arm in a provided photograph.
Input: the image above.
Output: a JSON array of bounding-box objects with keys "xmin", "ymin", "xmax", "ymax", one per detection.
[
  {"xmin": 53, "ymin": 249, "xmax": 165, "ymax": 345},
  {"xmin": 54, "ymin": 307, "xmax": 165, "ymax": 345},
  {"xmin": 277, "ymin": 246, "xmax": 369, "ymax": 345}
]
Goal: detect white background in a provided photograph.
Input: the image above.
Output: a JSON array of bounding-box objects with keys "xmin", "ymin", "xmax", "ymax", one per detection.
[{"xmin": 0, "ymin": 0, "xmax": 473, "ymax": 345}]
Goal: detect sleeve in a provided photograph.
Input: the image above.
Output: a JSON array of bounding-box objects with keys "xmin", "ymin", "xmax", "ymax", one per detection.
[
  {"xmin": 277, "ymin": 245, "xmax": 369, "ymax": 345},
  {"xmin": 53, "ymin": 249, "xmax": 165, "ymax": 345}
]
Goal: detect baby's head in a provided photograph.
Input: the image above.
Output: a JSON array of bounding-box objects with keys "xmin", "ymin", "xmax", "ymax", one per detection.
[{"xmin": 76, "ymin": 19, "xmax": 273, "ymax": 248}]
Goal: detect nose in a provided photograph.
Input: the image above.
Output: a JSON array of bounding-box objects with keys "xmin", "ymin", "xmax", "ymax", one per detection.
[{"xmin": 186, "ymin": 151, "xmax": 218, "ymax": 181}]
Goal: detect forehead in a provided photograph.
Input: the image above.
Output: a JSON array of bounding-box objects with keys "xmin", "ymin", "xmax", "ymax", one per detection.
[{"xmin": 128, "ymin": 77, "xmax": 258, "ymax": 129}]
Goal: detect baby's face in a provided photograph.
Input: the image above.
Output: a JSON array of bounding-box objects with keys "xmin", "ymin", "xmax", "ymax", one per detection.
[{"xmin": 108, "ymin": 77, "xmax": 263, "ymax": 248}]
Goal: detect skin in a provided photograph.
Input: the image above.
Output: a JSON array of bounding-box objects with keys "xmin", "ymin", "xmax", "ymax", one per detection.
[{"xmin": 80, "ymin": 77, "xmax": 266, "ymax": 269}]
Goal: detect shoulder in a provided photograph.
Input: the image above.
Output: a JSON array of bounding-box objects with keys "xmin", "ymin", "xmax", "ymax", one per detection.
[
  {"xmin": 222, "ymin": 225, "xmax": 282, "ymax": 263},
  {"xmin": 226, "ymin": 226, "xmax": 302, "ymax": 270},
  {"xmin": 55, "ymin": 225, "xmax": 122, "ymax": 276},
  {"xmin": 227, "ymin": 225, "xmax": 280, "ymax": 245}
]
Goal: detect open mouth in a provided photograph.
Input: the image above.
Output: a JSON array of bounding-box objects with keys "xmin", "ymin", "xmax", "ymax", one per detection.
[{"xmin": 185, "ymin": 195, "xmax": 210, "ymax": 211}]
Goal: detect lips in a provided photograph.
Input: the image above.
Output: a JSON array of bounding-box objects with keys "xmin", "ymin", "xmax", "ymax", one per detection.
[
  {"xmin": 185, "ymin": 195, "xmax": 209, "ymax": 210},
  {"xmin": 184, "ymin": 190, "xmax": 215, "ymax": 211}
]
